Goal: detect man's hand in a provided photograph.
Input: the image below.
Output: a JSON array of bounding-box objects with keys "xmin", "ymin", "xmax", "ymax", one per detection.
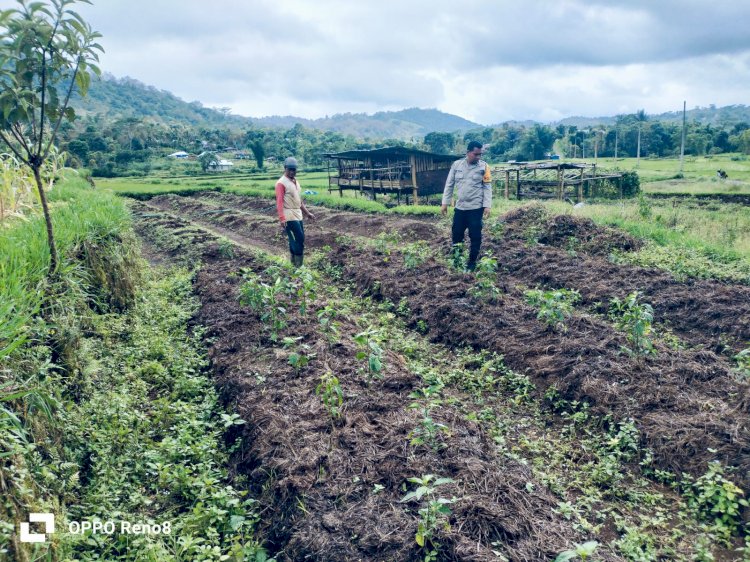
[
  {"xmin": 306, "ymin": 211, "xmax": 316, "ymax": 221},
  {"xmin": 280, "ymin": 220, "xmax": 287, "ymax": 231},
  {"xmin": 441, "ymin": 204, "xmax": 448, "ymax": 216},
  {"xmin": 483, "ymin": 208, "xmax": 491, "ymax": 219}
]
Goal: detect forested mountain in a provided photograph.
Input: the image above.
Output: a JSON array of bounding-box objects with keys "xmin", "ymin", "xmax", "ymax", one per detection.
[
  {"xmin": 558, "ymin": 105, "xmax": 750, "ymax": 129},
  {"xmin": 62, "ymin": 73, "xmax": 750, "ymax": 178},
  {"xmin": 71, "ymin": 74, "xmax": 479, "ymax": 139},
  {"xmin": 72, "ymin": 74, "xmax": 750, "ymax": 141}
]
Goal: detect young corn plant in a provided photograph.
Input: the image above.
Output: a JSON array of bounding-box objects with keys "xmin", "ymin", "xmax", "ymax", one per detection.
[
  {"xmin": 524, "ymin": 288, "xmax": 580, "ymax": 332},
  {"xmin": 609, "ymin": 291, "xmax": 655, "ymax": 356},
  {"xmin": 315, "ymin": 371, "xmax": 343, "ymax": 420},
  {"xmin": 400, "ymin": 475, "xmax": 457, "ymax": 562}
]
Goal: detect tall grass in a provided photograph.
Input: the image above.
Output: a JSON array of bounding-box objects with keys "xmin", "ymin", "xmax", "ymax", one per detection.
[
  {"xmin": 0, "ymin": 178, "xmax": 132, "ymax": 361},
  {"xmin": 545, "ymin": 198, "xmax": 750, "ymax": 262}
]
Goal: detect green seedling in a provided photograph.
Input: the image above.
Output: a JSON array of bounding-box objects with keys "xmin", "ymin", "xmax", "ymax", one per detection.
[
  {"xmin": 354, "ymin": 329, "xmax": 385, "ymax": 381},
  {"xmin": 554, "ymin": 540, "xmax": 599, "ymax": 562},
  {"xmin": 400, "ymin": 475, "xmax": 456, "ymax": 562},
  {"xmin": 524, "ymin": 288, "xmax": 580, "ymax": 332},
  {"xmin": 315, "ymin": 371, "xmax": 343, "ymax": 420},
  {"xmin": 471, "ymin": 253, "xmax": 501, "ymax": 300},
  {"xmin": 403, "ymin": 241, "xmax": 432, "ymax": 269},
  {"xmin": 609, "ymin": 291, "xmax": 655, "ymax": 356}
]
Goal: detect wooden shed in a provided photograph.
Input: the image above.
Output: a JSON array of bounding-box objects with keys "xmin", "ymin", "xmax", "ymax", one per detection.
[
  {"xmin": 325, "ymin": 147, "xmax": 456, "ymax": 205},
  {"xmin": 494, "ymin": 162, "xmax": 626, "ymax": 201}
]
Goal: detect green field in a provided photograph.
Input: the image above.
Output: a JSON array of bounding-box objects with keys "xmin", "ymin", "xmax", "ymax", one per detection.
[{"xmin": 561, "ymin": 153, "xmax": 750, "ymax": 194}]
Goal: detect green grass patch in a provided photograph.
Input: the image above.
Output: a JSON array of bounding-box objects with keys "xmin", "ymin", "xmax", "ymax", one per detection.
[
  {"xmin": 545, "ymin": 198, "xmax": 750, "ymax": 263},
  {"xmin": 0, "ymin": 178, "xmax": 133, "ymax": 361},
  {"xmin": 55, "ymin": 269, "xmax": 269, "ymax": 561}
]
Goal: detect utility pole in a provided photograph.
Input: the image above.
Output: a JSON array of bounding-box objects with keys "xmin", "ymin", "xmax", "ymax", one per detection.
[
  {"xmin": 614, "ymin": 129, "xmax": 618, "ymax": 160},
  {"xmin": 679, "ymin": 100, "xmax": 686, "ymax": 174},
  {"xmin": 581, "ymin": 131, "xmax": 586, "ymax": 159},
  {"xmin": 636, "ymin": 125, "xmax": 641, "ymax": 168}
]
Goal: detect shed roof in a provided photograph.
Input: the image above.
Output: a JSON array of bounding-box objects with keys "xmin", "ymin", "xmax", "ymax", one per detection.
[{"xmin": 325, "ymin": 146, "xmax": 457, "ymax": 162}]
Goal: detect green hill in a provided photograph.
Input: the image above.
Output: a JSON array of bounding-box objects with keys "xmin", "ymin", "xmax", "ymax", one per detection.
[
  {"xmin": 558, "ymin": 105, "xmax": 750, "ymax": 128},
  {"xmin": 71, "ymin": 74, "xmax": 480, "ymax": 139}
]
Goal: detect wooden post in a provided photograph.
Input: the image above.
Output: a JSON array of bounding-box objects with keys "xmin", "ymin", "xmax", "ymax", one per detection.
[
  {"xmin": 579, "ymin": 167, "xmax": 585, "ymax": 199},
  {"xmin": 327, "ymin": 158, "xmax": 332, "ymax": 195},
  {"xmin": 338, "ymin": 159, "xmax": 343, "ymax": 198},
  {"xmin": 516, "ymin": 169, "xmax": 521, "ymax": 199},
  {"xmin": 369, "ymin": 158, "xmax": 376, "ymax": 201},
  {"xmin": 410, "ymin": 155, "xmax": 418, "ymax": 205},
  {"xmin": 557, "ymin": 166, "xmax": 563, "ymax": 200},
  {"xmin": 504, "ymin": 170, "xmax": 510, "ymax": 199},
  {"xmin": 357, "ymin": 161, "xmax": 364, "ymax": 193},
  {"xmin": 591, "ymin": 164, "xmax": 596, "ymax": 199}
]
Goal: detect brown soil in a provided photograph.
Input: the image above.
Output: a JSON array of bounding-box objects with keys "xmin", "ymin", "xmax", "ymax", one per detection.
[
  {"xmin": 133, "ymin": 205, "xmax": 624, "ymax": 561},
  {"xmin": 485, "ymin": 237, "xmax": 750, "ymax": 351},
  {"xmin": 499, "ymin": 205, "xmax": 643, "ymax": 256},
  {"xmin": 150, "ymin": 193, "xmax": 750, "ymax": 353},
  {"xmin": 329, "ymin": 246, "xmax": 750, "ymax": 491},
  {"xmin": 131, "ymin": 198, "xmax": 750, "ymax": 560}
]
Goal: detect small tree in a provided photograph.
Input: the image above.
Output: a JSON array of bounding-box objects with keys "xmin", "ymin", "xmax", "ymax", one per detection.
[
  {"xmin": 199, "ymin": 151, "xmax": 220, "ymax": 172},
  {"xmin": 249, "ymin": 139, "xmax": 265, "ymax": 170},
  {"xmin": 0, "ymin": 0, "xmax": 103, "ymax": 275}
]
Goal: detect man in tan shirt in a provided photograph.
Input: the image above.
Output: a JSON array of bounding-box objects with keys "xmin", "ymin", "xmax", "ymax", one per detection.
[{"xmin": 275, "ymin": 157, "xmax": 315, "ymax": 267}]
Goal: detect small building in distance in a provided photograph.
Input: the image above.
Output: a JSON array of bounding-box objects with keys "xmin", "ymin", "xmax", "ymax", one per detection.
[
  {"xmin": 208, "ymin": 159, "xmax": 234, "ymax": 172},
  {"xmin": 324, "ymin": 146, "xmax": 456, "ymax": 205},
  {"xmin": 168, "ymin": 151, "xmax": 189, "ymax": 159}
]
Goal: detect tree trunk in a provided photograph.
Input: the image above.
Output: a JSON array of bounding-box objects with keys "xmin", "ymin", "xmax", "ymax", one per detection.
[{"xmin": 33, "ymin": 166, "xmax": 58, "ymax": 276}]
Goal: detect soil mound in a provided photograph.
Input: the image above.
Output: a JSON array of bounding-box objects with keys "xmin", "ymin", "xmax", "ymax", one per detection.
[{"xmin": 500, "ymin": 205, "xmax": 642, "ymax": 256}]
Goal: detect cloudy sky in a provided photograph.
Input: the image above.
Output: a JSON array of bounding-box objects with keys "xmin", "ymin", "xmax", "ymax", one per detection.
[{"xmin": 6, "ymin": 0, "xmax": 750, "ymax": 124}]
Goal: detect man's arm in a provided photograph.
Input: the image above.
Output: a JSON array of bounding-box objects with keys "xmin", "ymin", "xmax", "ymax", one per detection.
[
  {"xmin": 441, "ymin": 163, "xmax": 457, "ymax": 214},
  {"xmin": 482, "ymin": 164, "xmax": 492, "ymax": 216},
  {"xmin": 300, "ymin": 201, "xmax": 315, "ymax": 220},
  {"xmin": 275, "ymin": 182, "xmax": 286, "ymax": 226}
]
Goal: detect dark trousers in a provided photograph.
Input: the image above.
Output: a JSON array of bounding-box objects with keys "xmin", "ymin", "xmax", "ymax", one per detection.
[
  {"xmin": 285, "ymin": 220, "xmax": 305, "ymax": 256},
  {"xmin": 452, "ymin": 208, "xmax": 483, "ymax": 266}
]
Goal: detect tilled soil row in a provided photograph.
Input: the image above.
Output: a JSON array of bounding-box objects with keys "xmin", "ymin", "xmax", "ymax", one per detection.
[
  {"xmin": 133, "ymin": 196, "xmax": 750, "ymax": 482},
  {"xmin": 329, "ymin": 245, "xmax": 750, "ymax": 491},
  {"xmin": 156, "ymin": 192, "xmax": 750, "ymax": 352},
  {"xmin": 132, "ymin": 205, "xmax": 624, "ymax": 561},
  {"xmin": 485, "ymin": 208, "xmax": 750, "ymax": 351}
]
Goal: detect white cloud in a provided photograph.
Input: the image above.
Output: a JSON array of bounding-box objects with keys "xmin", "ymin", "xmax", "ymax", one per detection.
[{"xmin": 3, "ymin": 0, "xmax": 748, "ymax": 123}]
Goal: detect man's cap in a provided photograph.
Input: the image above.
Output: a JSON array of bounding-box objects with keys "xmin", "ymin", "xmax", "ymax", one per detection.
[{"xmin": 284, "ymin": 157, "xmax": 298, "ymax": 169}]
